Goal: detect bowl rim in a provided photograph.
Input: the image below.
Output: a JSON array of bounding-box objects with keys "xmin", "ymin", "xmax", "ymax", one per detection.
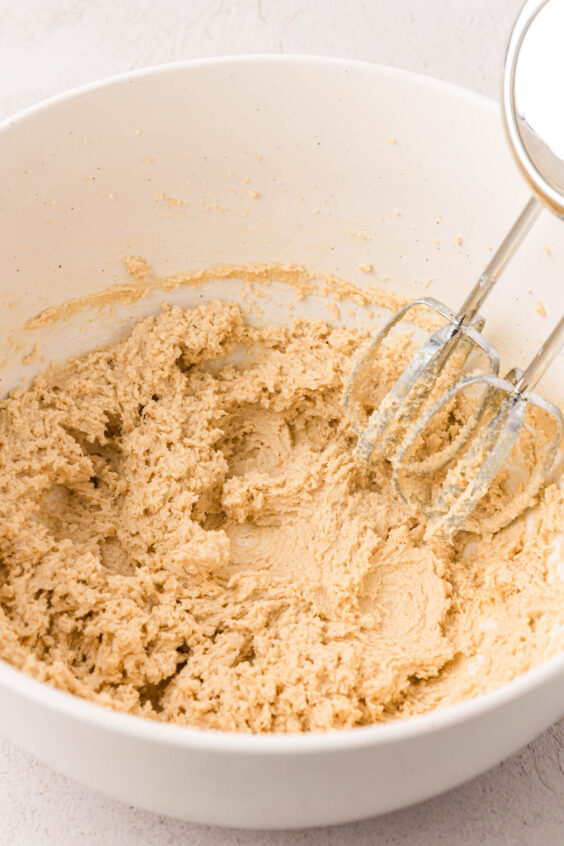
[
  {"xmin": 1, "ymin": 53, "xmax": 563, "ymax": 755},
  {"xmin": 1, "ymin": 52, "xmax": 497, "ymax": 133}
]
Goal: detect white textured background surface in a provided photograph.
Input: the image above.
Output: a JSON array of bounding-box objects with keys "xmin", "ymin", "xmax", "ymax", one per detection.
[{"xmin": 1, "ymin": 1, "xmax": 563, "ymax": 843}]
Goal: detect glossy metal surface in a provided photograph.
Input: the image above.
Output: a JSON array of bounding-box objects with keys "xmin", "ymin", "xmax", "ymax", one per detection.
[{"xmin": 504, "ymin": 0, "xmax": 564, "ymax": 215}]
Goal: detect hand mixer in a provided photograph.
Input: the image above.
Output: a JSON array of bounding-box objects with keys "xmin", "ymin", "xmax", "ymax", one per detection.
[{"xmin": 345, "ymin": 0, "xmax": 564, "ymax": 539}]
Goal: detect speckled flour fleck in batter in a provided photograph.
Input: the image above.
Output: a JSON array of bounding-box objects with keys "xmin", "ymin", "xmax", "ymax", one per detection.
[{"xmin": 0, "ymin": 300, "xmax": 563, "ymax": 732}]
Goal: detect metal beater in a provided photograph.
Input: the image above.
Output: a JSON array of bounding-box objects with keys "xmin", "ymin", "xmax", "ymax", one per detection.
[{"xmin": 345, "ymin": 0, "xmax": 564, "ymax": 539}]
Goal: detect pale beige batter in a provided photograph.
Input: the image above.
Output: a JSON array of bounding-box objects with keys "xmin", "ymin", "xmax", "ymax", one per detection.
[{"xmin": 0, "ymin": 300, "xmax": 563, "ymax": 732}]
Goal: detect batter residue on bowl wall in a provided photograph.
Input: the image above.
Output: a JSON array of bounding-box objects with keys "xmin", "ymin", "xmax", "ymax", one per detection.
[{"xmin": 1, "ymin": 299, "xmax": 563, "ymax": 732}]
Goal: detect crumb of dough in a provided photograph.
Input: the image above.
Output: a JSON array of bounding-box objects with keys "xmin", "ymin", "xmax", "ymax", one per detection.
[
  {"xmin": 21, "ymin": 343, "xmax": 39, "ymax": 366},
  {"xmin": 358, "ymin": 263, "xmax": 373, "ymax": 273},
  {"xmin": 327, "ymin": 302, "xmax": 341, "ymax": 320},
  {"xmin": 535, "ymin": 300, "xmax": 547, "ymax": 317},
  {"xmin": 124, "ymin": 256, "xmax": 151, "ymax": 282},
  {"xmin": 248, "ymin": 190, "xmax": 260, "ymax": 199},
  {"xmin": 392, "ymin": 210, "xmax": 401, "ymax": 217},
  {"xmin": 455, "ymin": 235, "xmax": 463, "ymax": 246},
  {"xmin": 385, "ymin": 136, "xmax": 397, "ymax": 145},
  {"xmin": 544, "ymin": 245, "xmax": 552, "ymax": 255},
  {"xmin": 1, "ymin": 301, "xmax": 563, "ymax": 733}
]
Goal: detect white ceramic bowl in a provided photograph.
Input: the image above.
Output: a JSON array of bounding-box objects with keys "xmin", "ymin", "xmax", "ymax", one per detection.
[{"xmin": 1, "ymin": 57, "xmax": 564, "ymax": 829}]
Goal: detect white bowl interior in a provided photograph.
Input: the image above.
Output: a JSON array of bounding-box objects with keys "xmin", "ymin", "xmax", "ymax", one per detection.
[{"xmin": 2, "ymin": 58, "xmax": 563, "ymax": 400}]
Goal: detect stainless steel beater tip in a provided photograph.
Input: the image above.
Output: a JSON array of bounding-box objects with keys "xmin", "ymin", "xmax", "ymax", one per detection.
[{"xmin": 390, "ymin": 371, "xmax": 563, "ymax": 540}]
